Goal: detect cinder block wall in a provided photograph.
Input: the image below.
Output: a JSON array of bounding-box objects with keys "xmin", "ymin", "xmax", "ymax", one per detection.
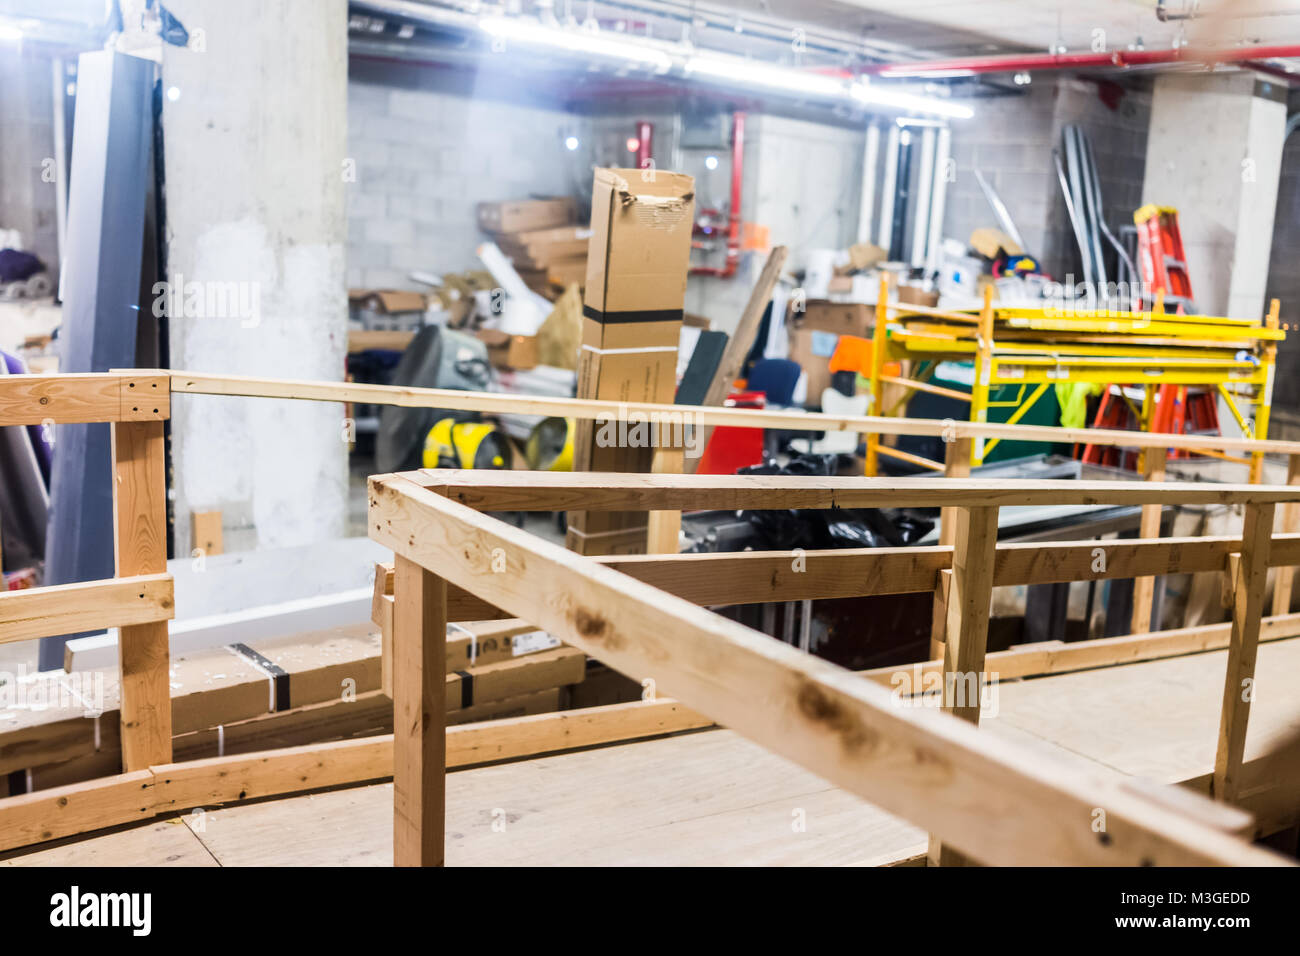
[
  {"xmin": 345, "ymin": 60, "xmax": 579, "ymax": 289},
  {"xmin": 944, "ymin": 78, "xmax": 1151, "ymax": 283}
]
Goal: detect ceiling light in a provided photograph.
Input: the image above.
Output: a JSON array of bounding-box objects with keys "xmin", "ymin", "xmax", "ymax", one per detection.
[
  {"xmin": 705, "ymin": 155, "xmax": 719, "ymax": 170},
  {"xmin": 480, "ymin": 17, "xmax": 673, "ymax": 71},
  {"xmin": 0, "ymin": 21, "xmax": 21, "ymax": 42},
  {"xmin": 685, "ymin": 53, "xmax": 847, "ymax": 98},
  {"xmin": 565, "ymin": 135, "xmax": 579, "ymax": 150},
  {"xmin": 850, "ymin": 82, "xmax": 973, "ymax": 119}
]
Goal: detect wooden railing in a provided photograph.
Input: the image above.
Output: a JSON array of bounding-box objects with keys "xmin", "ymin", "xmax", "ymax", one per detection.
[
  {"xmin": 370, "ymin": 470, "xmax": 1300, "ymax": 866},
  {"xmin": 2, "ymin": 369, "xmax": 1300, "ymax": 864}
]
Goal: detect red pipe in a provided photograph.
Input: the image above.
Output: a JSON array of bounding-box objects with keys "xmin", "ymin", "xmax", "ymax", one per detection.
[
  {"xmin": 691, "ymin": 110, "xmax": 745, "ymax": 278},
  {"xmin": 635, "ymin": 120, "xmax": 653, "ymax": 171},
  {"xmin": 856, "ymin": 44, "xmax": 1300, "ymax": 78}
]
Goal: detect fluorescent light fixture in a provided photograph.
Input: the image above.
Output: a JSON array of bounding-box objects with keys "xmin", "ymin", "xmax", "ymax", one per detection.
[
  {"xmin": 850, "ymin": 82, "xmax": 973, "ymax": 120},
  {"xmin": 685, "ymin": 53, "xmax": 847, "ymax": 99},
  {"xmin": 0, "ymin": 21, "xmax": 22, "ymax": 42},
  {"xmin": 480, "ymin": 17, "xmax": 673, "ymax": 71}
]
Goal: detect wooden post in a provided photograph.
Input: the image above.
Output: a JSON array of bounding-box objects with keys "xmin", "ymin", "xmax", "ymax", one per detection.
[
  {"xmin": 1213, "ymin": 500, "xmax": 1275, "ymax": 802},
  {"xmin": 1272, "ymin": 454, "xmax": 1300, "ymax": 616},
  {"xmin": 1130, "ymin": 448, "xmax": 1167, "ymax": 634},
  {"xmin": 864, "ymin": 273, "xmax": 889, "ymax": 476},
  {"xmin": 112, "ymin": 418, "xmax": 173, "ymax": 770},
  {"xmin": 969, "ymin": 284, "xmax": 995, "ymax": 466},
  {"xmin": 929, "ymin": 436, "xmax": 971, "ymax": 659},
  {"xmin": 646, "ymin": 445, "xmax": 685, "ymax": 554},
  {"xmin": 392, "ymin": 554, "xmax": 447, "ymax": 866},
  {"xmin": 928, "ymin": 504, "xmax": 999, "ymax": 865},
  {"xmin": 1249, "ymin": 299, "xmax": 1280, "ymax": 485}
]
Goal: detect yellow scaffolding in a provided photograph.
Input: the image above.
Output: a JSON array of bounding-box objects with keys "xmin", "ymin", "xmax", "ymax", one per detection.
[{"xmin": 864, "ymin": 275, "xmax": 1282, "ymax": 476}]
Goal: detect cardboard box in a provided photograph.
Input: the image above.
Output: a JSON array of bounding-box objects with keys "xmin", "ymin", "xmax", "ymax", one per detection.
[
  {"xmin": 897, "ymin": 284, "xmax": 940, "ymax": 308},
  {"xmin": 477, "ymin": 197, "xmax": 576, "ymax": 234},
  {"xmin": 569, "ymin": 168, "xmax": 695, "ymax": 555},
  {"xmin": 797, "ymin": 301, "xmax": 872, "ymax": 337},
  {"xmin": 547, "ymin": 254, "xmax": 589, "ymax": 288},
  {"xmin": 347, "ymin": 289, "xmax": 427, "ymax": 314},
  {"xmin": 476, "ymin": 329, "xmax": 539, "ymax": 370},
  {"xmin": 583, "ymin": 167, "xmax": 694, "ymax": 346},
  {"xmin": 788, "ymin": 326, "xmax": 842, "ymax": 402},
  {"xmin": 497, "ymin": 225, "xmax": 593, "ymax": 267}
]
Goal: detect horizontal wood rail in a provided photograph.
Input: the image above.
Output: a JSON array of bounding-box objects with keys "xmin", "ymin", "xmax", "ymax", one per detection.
[
  {"xmin": 409, "ymin": 469, "xmax": 1300, "ymax": 511},
  {"xmin": 370, "ymin": 471, "xmax": 1299, "ymax": 866},
  {"xmin": 0, "ymin": 372, "xmax": 169, "ymax": 426},
  {"xmin": 372, "ymin": 535, "xmax": 1300, "ymax": 623},
  {"xmin": 0, "ymin": 574, "xmax": 174, "ymax": 644},
  {"xmin": 170, "ymin": 369, "xmax": 1300, "ymax": 457}
]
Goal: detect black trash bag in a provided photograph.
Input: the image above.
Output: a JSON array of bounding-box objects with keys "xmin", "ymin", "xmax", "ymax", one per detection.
[{"xmin": 736, "ymin": 454, "xmax": 933, "ymax": 550}]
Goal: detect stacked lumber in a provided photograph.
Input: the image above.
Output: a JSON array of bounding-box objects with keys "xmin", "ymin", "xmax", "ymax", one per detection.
[{"xmin": 0, "ymin": 610, "xmax": 583, "ymax": 797}]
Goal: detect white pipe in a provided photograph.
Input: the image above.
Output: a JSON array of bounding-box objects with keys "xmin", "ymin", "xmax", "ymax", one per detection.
[
  {"xmin": 924, "ymin": 126, "xmax": 951, "ymax": 276},
  {"xmin": 877, "ymin": 125, "xmax": 900, "ymax": 252},
  {"xmin": 857, "ymin": 124, "xmax": 880, "ymax": 246},
  {"xmin": 910, "ymin": 126, "xmax": 936, "ymax": 269}
]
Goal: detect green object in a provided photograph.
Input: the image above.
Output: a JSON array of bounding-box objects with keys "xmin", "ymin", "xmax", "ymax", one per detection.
[{"xmin": 1055, "ymin": 382, "xmax": 1102, "ymax": 430}]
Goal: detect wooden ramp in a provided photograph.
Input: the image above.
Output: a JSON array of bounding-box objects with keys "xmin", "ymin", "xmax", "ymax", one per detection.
[{"xmin": 7, "ymin": 638, "xmax": 1300, "ymax": 867}]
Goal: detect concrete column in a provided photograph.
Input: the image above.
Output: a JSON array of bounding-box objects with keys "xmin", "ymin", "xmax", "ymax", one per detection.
[
  {"xmin": 161, "ymin": 0, "xmax": 349, "ymax": 554},
  {"xmin": 0, "ymin": 50, "xmax": 58, "ymax": 272},
  {"xmin": 1142, "ymin": 73, "xmax": 1287, "ymax": 318}
]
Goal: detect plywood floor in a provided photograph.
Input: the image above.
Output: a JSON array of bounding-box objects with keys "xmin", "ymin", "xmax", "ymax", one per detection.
[{"xmin": 7, "ymin": 639, "xmax": 1300, "ymax": 867}]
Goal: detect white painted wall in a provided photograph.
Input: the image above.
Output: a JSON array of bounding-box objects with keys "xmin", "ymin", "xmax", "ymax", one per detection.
[
  {"xmin": 162, "ymin": 0, "xmax": 349, "ymax": 555},
  {"xmin": 1143, "ymin": 73, "xmax": 1286, "ymax": 318}
]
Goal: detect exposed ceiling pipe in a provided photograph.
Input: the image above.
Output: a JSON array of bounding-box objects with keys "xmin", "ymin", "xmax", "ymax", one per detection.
[
  {"xmin": 858, "ymin": 44, "xmax": 1300, "ymax": 79},
  {"xmin": 1157, "ymin": 0, "xmax": 1299, "ymax": 21}
]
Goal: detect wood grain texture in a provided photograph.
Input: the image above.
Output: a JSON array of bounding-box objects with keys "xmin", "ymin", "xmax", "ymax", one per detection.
[
  {"xmin": 370, "ymin": 475, "xmax": 1285, "ymax": 866},
  {"xmin": 0, "ymin": 574, "xmax": 173, "ymax": 644},
  {"xmin": 392, "ymin": 555, "xmax": 446, "ymax": 867},
  {"xmin": 1214, "ymin": 501, "xmax": 1276, "ymax": 801},
  {"xmin": 171, "ymin": 370, "xmax": 1300, "ymax": 457},
  {"xmin": 1130, "ymin": 452, "xmax": 1167, "ymax": 634},
  {"xmin": 410, "ymin": 468, "xmax": 1300, "ymax": 512},
  {"xmin": 687, "ymin": 245, "xmax": 788, "ymax": 473},
  {"xmin": 0, "ymin": 373, "xmax": 122, "ymax": 425},
  {"xmin": 1271, "ymin": 454, "xmax": 1300, "ymax": 616},
  {"xmin": 112, "ymin": 419, "xmax": 173, "ymax": 770}
]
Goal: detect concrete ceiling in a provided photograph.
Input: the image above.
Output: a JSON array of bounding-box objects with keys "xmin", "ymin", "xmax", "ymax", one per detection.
[
  {"xmin": 816, "ymin": 0, "xmax": 1300, "ymax": 55},
  {"xmin": 700, "ymin": 0, "xmax": 1300, "ymax": 58}
]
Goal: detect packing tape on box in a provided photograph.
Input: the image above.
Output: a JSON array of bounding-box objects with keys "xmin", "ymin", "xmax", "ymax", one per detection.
[
  {"xmin": 225, "ymin": 643, "xmax": 291, "ymax": 713},
  {"xmin": 453, "ymin": 669, "xmax": 475, "ymax": 708},
  {"xmin": 583, "ymin": 304, "xmax": 683, "ymax": 325},
  {"xmin": 580, "ymin": 344, "xmax": 678, "ymax": 355}
]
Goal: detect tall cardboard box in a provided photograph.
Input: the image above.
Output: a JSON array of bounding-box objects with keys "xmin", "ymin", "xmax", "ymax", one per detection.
[{"xmin": 568, "ymin": 168, "xmax": 695, "ymax": 555}]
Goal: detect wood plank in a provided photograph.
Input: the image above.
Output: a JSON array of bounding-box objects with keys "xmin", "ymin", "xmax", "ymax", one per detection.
[
  {"xmin": 369, "ymin": 474, "xmax": 1286, "ymax": 866},
  {"xmin": 116, "ymin": 371, "xmax": 171, "ymax": 422},
  {"xmin": 112, "ymin": 419, "xmax": 173, "ymax": 770},
  {"xmin": 0, "ymin": 373, "xmax": 124, "ymax": 426},
  {"xmin": 687, "ymin": 245, "xmax": 788, "ymax": 473},
  {"xmin": 866, "ymin": 615, "xmax": 1300, "ymax": 689},
  {"xmin": 412, "ymin": 469, "xmax": 1300, "ymax": 512},
  {"xmin": 0, "ymin": 574, "xmax": 173, "ymax": 644},
  {"xmin": 1214, "ymin": 501, "xmax": 1276, "ymax": 801},
  {"xmin": 0, "ymin": 771, "xmax": 155, "ymax": 852},
  {"xmin": 1130, "ymin": 451, "xmax": 1167, "ymax": 634},
  {"xmin": 152, "ymin": 736, "xmax": 393, "ymax": 812},
  {"xmin": 646, "ymin": 446, "xmax": 684, "ymax": 553},
  {"xmin": 391, "ymin": 555, "xmax": 446, "ymax": 867},
  {"xmin": 929, "ymin": 504, "xmax": 998, "ymax": 866},
  {"xmin": 190, "ymin": 511, "xmax": 223, "ymax": 556},
  {"xmin": 1271, "ymin": 454, "xmax": 1300, "ymax": 615},
  {"xmin": 170, "ymin": 370, "xmax": 1300, "ymax": 457},
  {"xmin": 384, "ymin": 532, "xmax": 1280, "ymax": 610}
]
